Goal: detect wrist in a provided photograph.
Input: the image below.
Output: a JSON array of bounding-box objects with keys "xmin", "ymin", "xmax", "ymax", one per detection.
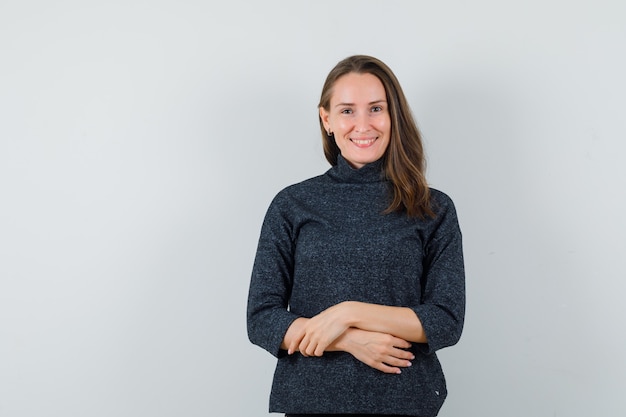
[
  {"xmin": 342, "ymin": 300, "xmax": 360, "ymax": 328},
  {"xmin": 331, "ymin": 327, "xmax": 356, "ymax": 352}
]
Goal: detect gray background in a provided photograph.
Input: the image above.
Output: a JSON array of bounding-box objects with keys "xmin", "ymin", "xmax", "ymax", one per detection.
[{"xmin": 1, "ymin": 1, "xmax": 625, "ymax": 416}]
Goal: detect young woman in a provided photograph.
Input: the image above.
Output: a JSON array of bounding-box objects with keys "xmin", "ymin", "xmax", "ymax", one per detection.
[{"xmin": 247, "ymin": 55, "xmax": 465, "ymax": 417}]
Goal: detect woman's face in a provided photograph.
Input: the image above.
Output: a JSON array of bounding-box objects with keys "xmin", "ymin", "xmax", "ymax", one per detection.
[{"xmin": 320, "ymin": 72, "xmax": 391, "ymax": 169}]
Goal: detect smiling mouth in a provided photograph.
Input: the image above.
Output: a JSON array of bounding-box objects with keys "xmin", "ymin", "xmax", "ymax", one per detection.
[{"xmin": 350, "ymin": 137, "xmax": 377, "ymax": 148}]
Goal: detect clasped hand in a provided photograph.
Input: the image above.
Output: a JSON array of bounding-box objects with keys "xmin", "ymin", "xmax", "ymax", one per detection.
[
  {"xmin": 285, "ymin": 302, "xmax": 415, "ymax": 374},
  {"xmin": 287, "ymin": 302, "xmax": 351, "ymax": 356}
]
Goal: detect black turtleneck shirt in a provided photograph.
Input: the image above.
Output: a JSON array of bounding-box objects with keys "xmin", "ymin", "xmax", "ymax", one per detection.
[{"xmin": 247, "ymin": 155, "xmax": 465, "ymax": 417}]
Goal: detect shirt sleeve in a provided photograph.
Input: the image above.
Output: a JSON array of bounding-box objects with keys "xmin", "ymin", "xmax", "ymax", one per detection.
[
  {"xmin": 411, "ymin": 192, "xmax": 466, "ymax": 354},
  {"xmin": 246, "ymin": 193, "xmax": 300, "ymax": 357}
]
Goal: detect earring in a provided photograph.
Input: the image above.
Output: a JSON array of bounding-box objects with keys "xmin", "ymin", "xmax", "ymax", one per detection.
[{"xmin": 327, "ymin": 130, "xmax": 333, "ymax": 137}]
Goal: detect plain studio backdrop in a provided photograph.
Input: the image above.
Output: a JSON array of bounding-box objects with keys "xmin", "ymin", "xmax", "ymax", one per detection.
[{"xmin": 1, "ymin": 1, "xmax": 625, "ymax": 416}]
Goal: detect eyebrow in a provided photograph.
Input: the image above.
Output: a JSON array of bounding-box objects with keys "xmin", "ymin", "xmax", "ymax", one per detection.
[{"xmin": 334, "ymin": 99, "xmax": 387, "ymax": 108}]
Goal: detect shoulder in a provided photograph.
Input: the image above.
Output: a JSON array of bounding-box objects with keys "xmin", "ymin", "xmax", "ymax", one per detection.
[
  {"xmin": 426, "ymin": 188, "xmax": 462, "ymax": 235},
  {"xmin": 270, "ymin": 173, "xmax": 329, "ymax": 205},
  {"xmin": 429, "ymin": 188, "xmax": 458, "ymax": 215},
  {"xmin": 262, "ymin": 173, "xmax": 330, "ymax": 221}
]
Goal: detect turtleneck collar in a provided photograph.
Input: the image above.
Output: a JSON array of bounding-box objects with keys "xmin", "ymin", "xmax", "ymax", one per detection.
[{"xmin": 327, "ymin": 154, "xmax": 386, "ymax": 184}]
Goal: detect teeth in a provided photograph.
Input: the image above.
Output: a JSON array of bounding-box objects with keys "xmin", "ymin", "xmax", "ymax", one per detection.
[{"xmin": 352, "ymin": 138, "xmax": 375, "ymax": 145}]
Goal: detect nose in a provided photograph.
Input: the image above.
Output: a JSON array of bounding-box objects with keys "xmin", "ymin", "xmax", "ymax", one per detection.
[{"xmin": 354, "ymin": 111, "xmax": 369, "ymax": 132}]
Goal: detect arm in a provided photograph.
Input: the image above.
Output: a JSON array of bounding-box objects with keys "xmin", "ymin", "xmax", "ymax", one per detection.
[
  {"xmin": 339, "ymin": 301, "xmax": 427, "ymax": 343},
  {"xmin": 411, "ymin": 192, "xmax": 465, "ymax": 354},
  {"xmin": 293, "ymin": 301, "xmax": 426, "ymax": 357},
  {"xmin": 247, "ymin": 195, "xmax": 300, "ymax": 357},
  {"xmin": 282, "ymin": 317, "xmax": 415, "ymax": 374}
]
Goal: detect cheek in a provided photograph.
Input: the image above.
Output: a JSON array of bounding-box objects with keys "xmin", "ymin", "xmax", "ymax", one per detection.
[
  {"xmin": 380, "ymin": 116, "xmax": 391, "ymax": 134},
  {"xmin": 380, "ymin": 136, "xmax": 390, "ymax": 151},
  {"xmin": 333, "ymin": 118, "xmax": 352, "ymax": 133}
]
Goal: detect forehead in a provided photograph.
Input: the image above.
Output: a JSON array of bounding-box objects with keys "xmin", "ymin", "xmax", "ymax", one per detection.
[{"xmin": 330, "ymin": 72, "xmax": 386, "ymax": 103}]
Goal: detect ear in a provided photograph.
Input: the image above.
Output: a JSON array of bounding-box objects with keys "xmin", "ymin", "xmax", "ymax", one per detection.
[{"xmin": 319, "ymin": 107, "xmax": 331, "ymax": 132}]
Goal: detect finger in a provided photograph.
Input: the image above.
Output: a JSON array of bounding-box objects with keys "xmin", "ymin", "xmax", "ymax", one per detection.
[
  {"xmin": 297, "ymin": 338, "xmax": 309, "ymax": 357},
  {"xmin": 287, "ymin": 325, "xmax": 307, "ymax": 355},
  {"xmin": 391, "ymin": 337, "xmax": 412, "ymax": 349},
  {"xmin": 287, "ymin": 334, "xmax": 300, "ymax": 355},
  {"xmin": 288, "ymin": 338, "xmax": 303, "ymax": 355},
  {"xmin": 300, "ymin": 338, "xmax": 317, "ymax": 357},
  {"xmin": 372, "ymin": 362, "xmax": 402, "ymax": 374},
  {"xmin": 314, "ymin": 342, "xmax": 326, "ymax": 357},
  {"xmin": 382, "ymin": 355, "xmax": 413, "ymax": 368},
  {"xmin": 306, "ymin": 339, "xmax": 321, "ymax": 356},
  {"xmin": 390, "ymin": 347, "xmax": 416, "ymax": 361},
  {"xmin": 298, "ymin": 333, "xmax": 310, "ymax": 355},
  {"xmin": 313, "ymin": 336, "xmax": 331, "ymax": 357}
]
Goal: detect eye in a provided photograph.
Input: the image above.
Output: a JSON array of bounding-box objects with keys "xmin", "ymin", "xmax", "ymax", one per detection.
[
  {"xmin": 340, "ymin": 108, "xmax": 353, "ymax": 114},
  {"xmin": 371, "ymin": 105, "xmax": 383, "ymax": 112}
]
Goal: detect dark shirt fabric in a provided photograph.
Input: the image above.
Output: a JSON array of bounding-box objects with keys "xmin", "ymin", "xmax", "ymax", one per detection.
[
  {"xmin": 247, "ymin": 155, "xmax": 465, "ymax": 417},
  {"xmin": 286, "ymin": 415, "xmax": 418, "ymax": 417},
  {"xmin": 286, "ymin": 415, "xmax": 419, "ymax": 417}
]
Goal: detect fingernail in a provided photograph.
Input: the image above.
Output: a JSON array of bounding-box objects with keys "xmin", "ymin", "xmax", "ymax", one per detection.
[{"xmin": 407, "ymin": 361, "xmax": 412, "ymax": 367}]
